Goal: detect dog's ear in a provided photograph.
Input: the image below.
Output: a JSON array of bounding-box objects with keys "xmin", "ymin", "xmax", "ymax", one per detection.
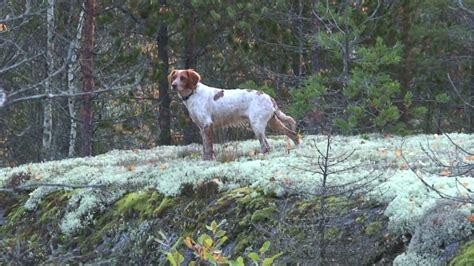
[
  {"xmin": 168, "ymin": 69, "xmax": 177, "ymax": 86},
  {"xmin": 187, "ymin": 69, "xmax": 201, "ymax": 89}
]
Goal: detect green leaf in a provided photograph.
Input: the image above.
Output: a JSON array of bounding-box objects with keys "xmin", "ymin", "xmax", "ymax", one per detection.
[
  {"xmin": 210, "ymin": 10, "xmax": 221, "ymax": 20},
  {"xmin": 262, "ymin": 252, "xmax": 283, "ymax": 266},
  {"xmin": 198, "ymin": 234, "xmax": 213, "ymax": 248},
  {"xmin": 248, "ymin": 252, "xmax": 260, "ymax": 262},
  {"xmin": 229, "ymin": 256, "xmax": 245, "ymax": 266},
  {"xmin": 259, "ymin": 241, "xmax": 271, "ymax": 254},
  {"xmin": 215, "ymin": 229, "xmax": 226, "ymax": 238},
  {"xmin": 211, "ymin": 220, "xmax": 218, "ymax": 233},
  {"xmin": 216, "ymin": 236, "xmax": 228, "ymax": 248},
  {"xmin": 204, "ymin": 237, "xmax": 213, "ymax": 248},
  {"xmin": 166, "ymin": 251, "xmax": 184, "ymax": 266}
]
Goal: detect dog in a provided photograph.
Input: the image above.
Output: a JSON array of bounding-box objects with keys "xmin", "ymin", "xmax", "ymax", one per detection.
[{"xmin": 168, "ymin": 69, "xmax": 299, "ymax": 160}]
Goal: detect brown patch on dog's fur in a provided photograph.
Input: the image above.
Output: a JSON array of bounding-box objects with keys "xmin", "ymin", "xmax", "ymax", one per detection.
[
  {"xmin": 186, "ymin": 69, "xmax": 201, "ymax": 90},
  {"xmin": 168, "ymin": 69, "xmax": 177, "ymax": 86},
  {"xmin": 213, "ymin": 90, "xmax": 224, "ymax": 101}
]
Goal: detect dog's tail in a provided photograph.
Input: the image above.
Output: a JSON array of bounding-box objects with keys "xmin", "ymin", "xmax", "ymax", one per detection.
[{"xmin": 274, "ymin": 109, "xmax": 297, "ymax": 132}]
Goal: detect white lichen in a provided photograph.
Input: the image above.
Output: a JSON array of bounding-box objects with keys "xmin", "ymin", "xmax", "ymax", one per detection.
[{"xmin": 1, "ymin": 133, "xmax": 473, "ymax": 246}]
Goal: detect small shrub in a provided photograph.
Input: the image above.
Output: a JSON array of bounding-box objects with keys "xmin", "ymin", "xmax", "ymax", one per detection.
[
  {"xmin": 164, "ymin": 220, "xmax": 282, "ymax": 265},
  {"xmin": 216, "ymin": 144, "xmax": 245, "ymax": 163}
]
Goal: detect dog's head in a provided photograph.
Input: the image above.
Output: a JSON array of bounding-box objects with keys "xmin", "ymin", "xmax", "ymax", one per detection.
[{"xmin": 168, "ymin": 69, "xmax": 201, "ymax": 92}]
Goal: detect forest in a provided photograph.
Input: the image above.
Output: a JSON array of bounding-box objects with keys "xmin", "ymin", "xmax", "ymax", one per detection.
[
  {"xmin": 1, "ymin": 0, "xmax": 474, "ymax": 265},
  {"xmin": 1, "ymin": 0, "xmax": 473, "ymax": 166}
]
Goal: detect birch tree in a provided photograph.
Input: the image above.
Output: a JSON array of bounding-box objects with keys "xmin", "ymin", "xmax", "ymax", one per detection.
[
  {"xmin": 42, "ymin": 0, "xmax": 55, "ymax": 160},
  {"xmin": 66, "ymin": 8, "xmax": 84, "ymax": 157}
]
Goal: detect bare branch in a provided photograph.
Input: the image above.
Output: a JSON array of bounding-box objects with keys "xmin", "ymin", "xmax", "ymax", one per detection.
[
  {"xmin": 457, "ymin": 0, "xmax": 474, "ymax": 15},
  {"xmin": 0, "ymin": 182, "xmax": 106, "ymax": 193},
  {"xmin": 447, "ymin": 73, "xmax": 474, "ymax": 108},
  {"xmin": 400, "ymin": 139, "xmax": 473, "ymax": 204},
  {"xmin": 0, "ymin": 53, "xmax": 44, "ymax": 75}
]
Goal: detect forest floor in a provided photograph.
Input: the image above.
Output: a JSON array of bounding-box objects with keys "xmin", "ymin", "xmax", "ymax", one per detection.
[{"xmin": 0, "ymin": 133, "xmax": 473, "ymax": 264}]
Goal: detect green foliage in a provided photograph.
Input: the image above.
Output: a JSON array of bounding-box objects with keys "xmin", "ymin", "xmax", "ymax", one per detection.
[
  {"xmin": 166, "ymin": 250, "xmax": 184, "ymax": 266},
  {"xmin": 435, "ymin": 92, "xmax": 450, "ymax": 103},
  {"xmin": 339, "ymin": 38, "xmax": 403, "ymax": 133},
  {"xmin": 248, "ymin": 241, "xmax": 283, "ymax": 266},
  {"xmin": 450, "ymin": 241, "xmax": 474, "ymax": 266},
  {"xmin": 165, "ymin": 220, "xmax": 282, "ymax": 265},
  {"xmin": 364, "ymin": 221, "xmax": 383, "ymax": 236},
  {"xmin": 289, "ymin": 74, "xmax": 326, "ymax": 119}
]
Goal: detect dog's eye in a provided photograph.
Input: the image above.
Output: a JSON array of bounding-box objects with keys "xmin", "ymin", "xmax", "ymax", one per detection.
[{"xmin": 180, "ymin": 76, "xmax": 186, "ymax": 81}]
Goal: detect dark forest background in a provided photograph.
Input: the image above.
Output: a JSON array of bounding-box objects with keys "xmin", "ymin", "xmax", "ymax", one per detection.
[{"xmin": 1, "ymin": 0, "xmax": 474, "ymax": 166}]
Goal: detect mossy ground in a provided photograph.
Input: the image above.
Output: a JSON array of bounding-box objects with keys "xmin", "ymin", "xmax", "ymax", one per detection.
[
  {"xmin": 0, "ymin": 184, "xmax": 403, "ymax": 264},
  {"xmin": 450, "ymin": 241, "xmax": 474, "ymax": 266}
]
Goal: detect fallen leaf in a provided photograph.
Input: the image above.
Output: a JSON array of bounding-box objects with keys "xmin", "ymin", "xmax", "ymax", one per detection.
[
  {"xmin": 184, "ymin": 237, "xmax": 194, "ymax": 249},
  {"xmin": 127, "ymin": 164, "xmax": 136, "ymax": 171},
  {"xmin": 440, "ymin": 169, "xmax": 450, "ymax": 176},
  {"xmin": 465, "ymin": 155, "xmax": 474, "ymax": 162},
  {"xmin": 467, "ymin": 214, "xmax": 474, "ymax": 222},
  {"xmin": 399, "ymin": 163, "xmax": 409, "ymax": 170},
  {"xmin": 395, "ymin": 148, "xmax": 402, "ymax": 158}
]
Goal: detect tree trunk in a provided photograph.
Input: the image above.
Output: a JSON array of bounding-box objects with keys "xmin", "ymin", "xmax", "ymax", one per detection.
[
  {"xmin": 42, "ymin": 0, "xmax": 55, "ymax": 161},
  {"xmin": 291, "ymin": 0, "xmax": 305, "ymax": 82},
  {"xmin": 157, "ymin": 0, "xmax": 171, "ymax": 145},
  {"xmin": 182, "ymin": 6, "xmax": 200, "ymax": 144},
  {"xmin": 398, "ymin": 1, "xmax": 413, "ymax": 123},
  {"xmin": 311, "ymin": 0, "xmax": 321, "ymax": 74},
  {"xmin": 79, "ymin": 0, "xmax": 96, "ymax": 156},
  {"xmin": 342, "ymin": 23, "xmax": 350, "ymax": 87},
  {"xmin": 184, "ymin": 8, "xmax": 198, "ymax": 70},
  {"xmin": 67, "ymin": 8, "xmax": 84, "ymax": 157},
  {"xmin": 469, "ymin": 60, "xmax": 474, "ymax": 133}
]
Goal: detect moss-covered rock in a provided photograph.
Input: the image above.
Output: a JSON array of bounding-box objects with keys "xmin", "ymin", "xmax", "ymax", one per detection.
[
  {"xmin": 0, "ymin": 185, "xmax": 403, "ymax": 264},
  {"xmin": 364, "ymin": 221, "xmax": 383, "ymax": 236},
  {"xmin": 450, "ymin": 241, "xmax": 474, "ymax": 266},
  {"xmin": 251, "ymin": 207, "xmax": 277, "ymax": 222}
]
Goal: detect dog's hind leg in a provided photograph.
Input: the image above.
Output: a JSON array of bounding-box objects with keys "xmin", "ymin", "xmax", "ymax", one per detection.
[{"xmin": 249, "ymin": 118, "xmax": 271, "ymax": 154}]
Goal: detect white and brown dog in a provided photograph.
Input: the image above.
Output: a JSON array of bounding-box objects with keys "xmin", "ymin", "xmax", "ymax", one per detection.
[{"xmin": 168, "ymin": 69, "xmax": 299, "ymax": 160}]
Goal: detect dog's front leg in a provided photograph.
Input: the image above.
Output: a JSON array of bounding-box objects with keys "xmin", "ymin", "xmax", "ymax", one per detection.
[{"xmin": 200, "ymin": 123, "xmax": 215, "ymax": 160}]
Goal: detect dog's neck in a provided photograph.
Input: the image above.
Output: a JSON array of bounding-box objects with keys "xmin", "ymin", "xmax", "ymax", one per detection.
[{"xmin": 179, "ymin": 89, "xmax": 194, "ymax": 101}]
